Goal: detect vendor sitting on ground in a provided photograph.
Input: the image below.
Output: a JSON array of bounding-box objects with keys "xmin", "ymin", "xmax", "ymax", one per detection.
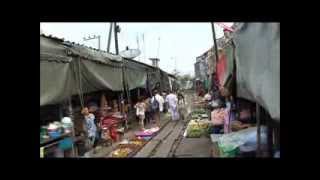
[
  {"xmin": 211, "ymin": 100, "xmax": 227, "ymax": 134},
  {"xmin": 81, "ymin": 107, "xmax": 97, "ymax": 150}
]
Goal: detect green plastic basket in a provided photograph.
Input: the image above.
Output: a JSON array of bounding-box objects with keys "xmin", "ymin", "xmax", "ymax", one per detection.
[
  {"xmin": 58, "ymin": 137, "xmax": 73, "ymax": 150},
  {"xmin": 219, "ymin": 147, "xmax": 240, "ymax": 158}
]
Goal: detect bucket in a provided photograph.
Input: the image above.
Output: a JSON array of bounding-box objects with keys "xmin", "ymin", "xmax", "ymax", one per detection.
[{"xmin": 58, "ymin": 137, "xmax": 73, "ymax": 150}]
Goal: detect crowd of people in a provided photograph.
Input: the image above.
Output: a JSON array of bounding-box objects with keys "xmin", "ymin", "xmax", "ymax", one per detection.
[{"xmin": 134, "ymin": 89, "xmax": 183, "ymax": 130}]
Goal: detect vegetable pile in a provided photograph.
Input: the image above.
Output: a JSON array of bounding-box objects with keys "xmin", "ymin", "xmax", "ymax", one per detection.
[
  {"xmin": 190, "ymin": 109, "xmax": 207, "ymax": 119},
  {"xmin": 111, "ymin": 148, "xmax": 132, "ymax": 158},
  {"xmin": 186, "ymin": 120, "xmax": 212, "ymax": 138}
]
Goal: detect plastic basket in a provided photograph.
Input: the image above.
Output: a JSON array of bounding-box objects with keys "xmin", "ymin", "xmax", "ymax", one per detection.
[
  {"xmin": 58, "ymin": 137, "xmax": 73, "ymax": 150},
  {"xmin": 219, "ymin": 147, "xmax": 239, "ymax": 158}
]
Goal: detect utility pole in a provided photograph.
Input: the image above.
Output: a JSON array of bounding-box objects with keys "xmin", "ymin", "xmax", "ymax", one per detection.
[
  {"xmin": 143, "ymin": 33, "xmax": 146, "ymax": 62},
  {"xmin": 114, "ymin": 22, "xmax": 120, "ymax": 55},
  {"xmin": 136, "ymin": 33, "xmax": 140, "ymax": 61},
  {"xmin": 107, "ymin": 23, "xmax": 113, "ymax": 53},
  {"xmin": 211, "ymin": 22, "xmax": 219, "ymax": 64},
  {"xmin": 83, "ymin": 35, "xmax": 101, "ymax": 50},
  {"xmin": 157, "ymin": 37, "xmax": 161, "ymax": 59}
]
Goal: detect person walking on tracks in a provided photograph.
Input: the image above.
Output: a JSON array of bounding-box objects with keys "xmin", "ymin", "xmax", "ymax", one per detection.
[
  {"xmin": 178, "ymin": 90, "xmax": 185, "ymax": 105},
  {"xmin": 150, "ymin": 90, "xmax": 164, "ymax": 127},
  {"xmin": 166, "ymin": 90, "xmax": 180, "ymax": 121},
  {"xmin": 134, "ymin": 96, "xmax": 146, "ymax": 131}
]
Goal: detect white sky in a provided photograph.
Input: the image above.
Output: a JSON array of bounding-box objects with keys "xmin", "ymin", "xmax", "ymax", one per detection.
[{"xmin": 41, "ymin": 22, "xmax": 232, "ymax": 76}]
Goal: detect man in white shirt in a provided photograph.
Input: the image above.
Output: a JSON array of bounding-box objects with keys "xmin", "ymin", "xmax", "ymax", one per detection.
[
  {"xmin": 165, "ymin": 91, "xmax": 180, "ymax": 121},
  {"xmin": 151, "ymin": 90, "xmax": 164, "ymax": 127}
]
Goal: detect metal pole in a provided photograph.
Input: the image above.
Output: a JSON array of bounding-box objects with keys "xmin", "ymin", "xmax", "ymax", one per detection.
[
  {"xmin": 256, "ymin": 103, "xmax": 261, "ymax": 157},
  {"xmin": 267, "ymin": 119, "xmax": 273, "ymax": 157},
  {"xmin": 158, "ymin": 65, "xmax": 162, "ymax": 92},
  {"xmin": 114, "ymin": 22, "xmax": 119, "ymax": 55},
  {"xmin": 157, "ymin": 37, "xmax": 160, "ymax": 59},
  {"xmin": 107, "ymin": 23, "xmax": 113, "ymax": 53}
]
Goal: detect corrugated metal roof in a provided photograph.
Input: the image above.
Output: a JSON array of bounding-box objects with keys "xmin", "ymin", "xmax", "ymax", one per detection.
[
  {"xmin": 40, "ymin": 33, "xmax": 112, "ymax": 55},
  {"xmin": 40, "ymin": 33, "xmax": 65, "ymax": 42},
  {"xmin": 40, "ymin": 33, "xmax": 174, "ymax": 76}
]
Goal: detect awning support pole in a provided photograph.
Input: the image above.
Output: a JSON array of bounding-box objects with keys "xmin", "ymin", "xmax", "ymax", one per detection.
[
  {"xmin": 211, "ymin": 22, "xmax": 220, "ymax": 65},
  {"xmin": 68, "ymin": 97, "xmax": 77, "ymax": 157},
  {"xmin": 256, "ymin": 103, "xmax": 261, "ymax": 157},
  {"xmin": 107, "ymin": 23, "xmax": 113, "ymax": 53}
]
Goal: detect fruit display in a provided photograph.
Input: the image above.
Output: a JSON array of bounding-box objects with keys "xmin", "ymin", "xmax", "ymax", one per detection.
[
  {"xmin": 118, "ymin": 144, "xmax": 138, "ymax": 151},
  {"xmin": 111, "ymin": 148, "xmax": 132, "ymax": 158},
  {"xmin": 119, "ymin": 139, "xmax": 145, "ymax": 149},
  {"xmin": 130, "ymin": 140, "xmax": 144, "ymax": 146}
]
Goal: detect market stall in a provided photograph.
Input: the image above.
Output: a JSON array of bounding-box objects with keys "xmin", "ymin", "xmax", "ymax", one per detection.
[{"xmin": 40, "ymin": 34, "xmax": 175, "ymax": 158}]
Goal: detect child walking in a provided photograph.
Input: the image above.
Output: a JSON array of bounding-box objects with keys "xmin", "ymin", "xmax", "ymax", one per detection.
[{"xmin": 135, "ymin": 96, "xmax": 146, "ymax": 130}]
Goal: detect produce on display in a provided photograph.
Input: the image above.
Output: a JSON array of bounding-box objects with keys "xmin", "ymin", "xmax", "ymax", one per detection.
[
  {"xmin": 111, "ymin": 148, "xmax": 132, "ymax": 157},
  {"xmin": 130, "ymin": 140, "xmax": 144, "ymax": 146},
  {"xmin": 187, "ymin": 128, "xmax": 204, "ymax": 138},
  {"xmin": 186, "ymin": 119, "xmax": 212, "ymax": 138},
  {"xmin": 119, "ymin": 139, "xmax": 145, "ymax": 149},
  {"xmin": 118, "ymin": 144, "xmax": 138, "ymax": 150},
  {"xmin": 191, "ymin": 109, "xmax": 206, "ymax": 115},
  {"xmin": 190, "ymin": 108, "xmax": 207, "ymax": 119}
]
